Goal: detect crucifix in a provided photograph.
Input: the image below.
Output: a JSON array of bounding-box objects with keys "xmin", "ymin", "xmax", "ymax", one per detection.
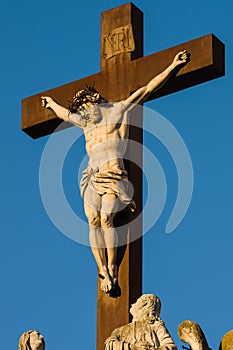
[{"xmin": 22, "ymin": 3, "xmax": 224, "ymax": 350}]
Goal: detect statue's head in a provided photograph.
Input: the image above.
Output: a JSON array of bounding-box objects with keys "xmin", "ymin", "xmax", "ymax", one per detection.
[
  {"xmin": 220, "ymin": 330, "xmax": 233, "ymax": 350},
  {"xmin": 178, "ymin": 320, "xmax": 209, "ymax": 349},
  {"xmin": 18, "ymin": 330, "xmax": 45, "ymax": 350},
  {"xmin": 69, "ymin": 85, "xmax": 108, "ymax": 113},
  {"xmin": 130, "ymin": 294, "xmax": 161, "ymax": 324}
]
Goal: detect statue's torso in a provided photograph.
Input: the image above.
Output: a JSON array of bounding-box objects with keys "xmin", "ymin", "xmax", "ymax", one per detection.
[{"xmin": 83, "ymin": 103, "xmax": 129, "ymax": 171}]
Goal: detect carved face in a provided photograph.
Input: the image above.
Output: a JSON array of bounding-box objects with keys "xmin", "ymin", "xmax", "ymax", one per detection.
[
  {"xmin": 130, "ymin": 294, "xmax": 161, "ymax": 323},
  {"xmin": 130, "ymin": 303, "xmax": 156, "ymax": 323},
  {"xmin": 18, "ymin": 330, "xmax": 45, "ymax": 350},
  {"xmin": 28, "ymin": 331, "xmax": 44, "ymax": 350},
  {"xmin": 143, "ymin": 310, "xmax": 156, "ymax": 324}
]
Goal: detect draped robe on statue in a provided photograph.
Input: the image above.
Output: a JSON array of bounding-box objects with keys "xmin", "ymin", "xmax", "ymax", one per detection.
[{"xmin": 105, "ymin": 320, "xmax": 177, "ymax": 350}]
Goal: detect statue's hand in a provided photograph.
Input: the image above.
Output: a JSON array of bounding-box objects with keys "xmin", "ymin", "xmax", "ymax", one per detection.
[
  {"xmin": 41, "ymin": 96, "xmax": 53, "ymax": 109},
  {"xmin": 173, "ymin": 50, "xmax": 190, "ymax": 66}
]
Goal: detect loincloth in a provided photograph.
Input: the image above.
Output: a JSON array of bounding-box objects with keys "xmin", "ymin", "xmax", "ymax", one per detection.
[{"xmin": 80, "ymin": 166, "xmax": 136, "ymax": 212}]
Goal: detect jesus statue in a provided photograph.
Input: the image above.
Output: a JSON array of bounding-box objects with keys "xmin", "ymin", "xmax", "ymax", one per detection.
[{"xmin": 41, "ymin": 50, "xmax": 190, "ymax": 294}]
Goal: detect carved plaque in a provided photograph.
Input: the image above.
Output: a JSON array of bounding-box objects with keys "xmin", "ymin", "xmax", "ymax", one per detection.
[{"xmin": 103, "ymin": 24, "xmax": 135, "ymax": 59}]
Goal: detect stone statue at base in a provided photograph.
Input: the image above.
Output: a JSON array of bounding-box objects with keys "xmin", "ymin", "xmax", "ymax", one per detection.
[
  {"xmin": 178, "ymin": 320, "xmax": 233, "ymax": 350},
  {"xmin": 219, "ymin": 330, "xmax": 233, "ymax": 350},
  {"xmin": 41, "ymin": 51, "xmax": 190, "ymax": 294},
  {"xmin": 18, "ymin": 330, "xmax": 45, "ymax": 350},
  {"xmin": 105, "ymin": 294, "xmax": 177, "ymax": 350},
  {"xmin": 178, "ymin": 320, "xmax": 210, "ymax": 350}
]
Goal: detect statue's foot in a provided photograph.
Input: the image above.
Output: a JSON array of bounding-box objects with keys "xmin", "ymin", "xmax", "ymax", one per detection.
[
  {"xmin": 99, "ymin": 270, "xmax": 113, "ymax": 294},
  {"xmin": 108, "ymin": 264, "xmax": 118, "ymax": 289}
]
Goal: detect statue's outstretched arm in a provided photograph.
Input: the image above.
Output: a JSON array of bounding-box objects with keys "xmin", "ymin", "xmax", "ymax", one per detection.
[
  {"xmin": 123, "ymin": 51, "xmax": 190, "ymax": 110},
  {"xmin": 41, "ymin": 96, "xmax": 70, "ymax": 122}
]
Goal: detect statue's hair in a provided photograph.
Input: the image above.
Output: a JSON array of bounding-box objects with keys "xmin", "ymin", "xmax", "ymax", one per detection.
[
  {"xmin": 18, "ymin": 330, "xmax": 45, "ymax": 350},
  {"xmin": 130, "ymin": 294, "xmax": 161, "ymax": 321},
  {"xmin": 68, "ymin": 84, "xmax": 108, "ymax": 113}
]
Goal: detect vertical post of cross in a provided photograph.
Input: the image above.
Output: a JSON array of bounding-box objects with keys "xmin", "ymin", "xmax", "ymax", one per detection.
[{"xmin": 96, "ymin": 4, "xmax": 144, "ymax": 350}]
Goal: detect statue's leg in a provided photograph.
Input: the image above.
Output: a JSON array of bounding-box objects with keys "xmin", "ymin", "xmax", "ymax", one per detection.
[
  {"xmin": 101, "ymin": 193, "xmax": 118, "ymax": 287},
  {"xmin": 84, "ymin": 190, "xmax": 112, "ymax": 293}
]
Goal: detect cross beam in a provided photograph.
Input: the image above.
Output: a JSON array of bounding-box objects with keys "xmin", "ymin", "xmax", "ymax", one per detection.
[
  {"xmin": 22, "ymin": 16, "xmax": 224, "ymax": 139},
  {"xmin": 21, "ymin": 3, "xmax": 225, "ymax": 350}
]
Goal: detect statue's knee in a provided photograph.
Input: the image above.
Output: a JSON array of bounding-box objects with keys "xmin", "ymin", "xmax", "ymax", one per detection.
[
  {"xmin": 101, "ymin": 213, "xmax": 113, "ymax": 228},
  {"xmin": 88, "ymin": 213, "xmax": 101, "ymax": 227}
]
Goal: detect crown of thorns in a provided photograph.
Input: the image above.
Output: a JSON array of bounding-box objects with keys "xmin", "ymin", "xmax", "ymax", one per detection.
[{"xmin": 68, "ymin": 85, "xmax": 108, "ymax": 113}]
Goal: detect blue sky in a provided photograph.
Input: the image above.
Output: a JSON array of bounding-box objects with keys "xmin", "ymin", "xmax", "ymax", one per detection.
[{"xmin": 1, "ymin": 0, "xmax": 233, "ymax": 349}]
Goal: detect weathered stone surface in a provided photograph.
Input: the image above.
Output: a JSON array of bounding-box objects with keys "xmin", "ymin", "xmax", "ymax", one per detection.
[{"xmin": 105, "ymin": 294, "xmax": 177, "ymax": 350}]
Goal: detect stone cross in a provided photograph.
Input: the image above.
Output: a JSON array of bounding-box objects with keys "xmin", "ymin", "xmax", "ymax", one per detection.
[{"xmin": 22, "ymin": 3, "xmax": 225, "ymax": 350}]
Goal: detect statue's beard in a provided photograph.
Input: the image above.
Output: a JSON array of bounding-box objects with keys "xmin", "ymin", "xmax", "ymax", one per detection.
[
  {"xmin": 88, "ymin": 104, "xmax": 102, "ymax": 124},
  {"xmin": 29, "ymin": 341, "xmax": 44, "ymax": 350},
  {"xmin": 91, "ymin": 112, "xmax": 102, "ymax": 124},
  {"xmin": 146, "ymin": 316, "xmax": 156, "ymax": 324}
]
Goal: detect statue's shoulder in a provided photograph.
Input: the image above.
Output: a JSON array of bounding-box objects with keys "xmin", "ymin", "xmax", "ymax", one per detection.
[
  {"xmin": 111, "ymin": 322, "xmax": 134, "ymax": 337},
  {"xmin": 102, "ymin": 102, "xmax": 126, "ymax": 126},
  {"xmin": 151, "ymin": 320, "xmax": 166, "ymax": 331},
  {"xmin": 101, "ymin": 102, "xmax": 124, "ymax": 112}
]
